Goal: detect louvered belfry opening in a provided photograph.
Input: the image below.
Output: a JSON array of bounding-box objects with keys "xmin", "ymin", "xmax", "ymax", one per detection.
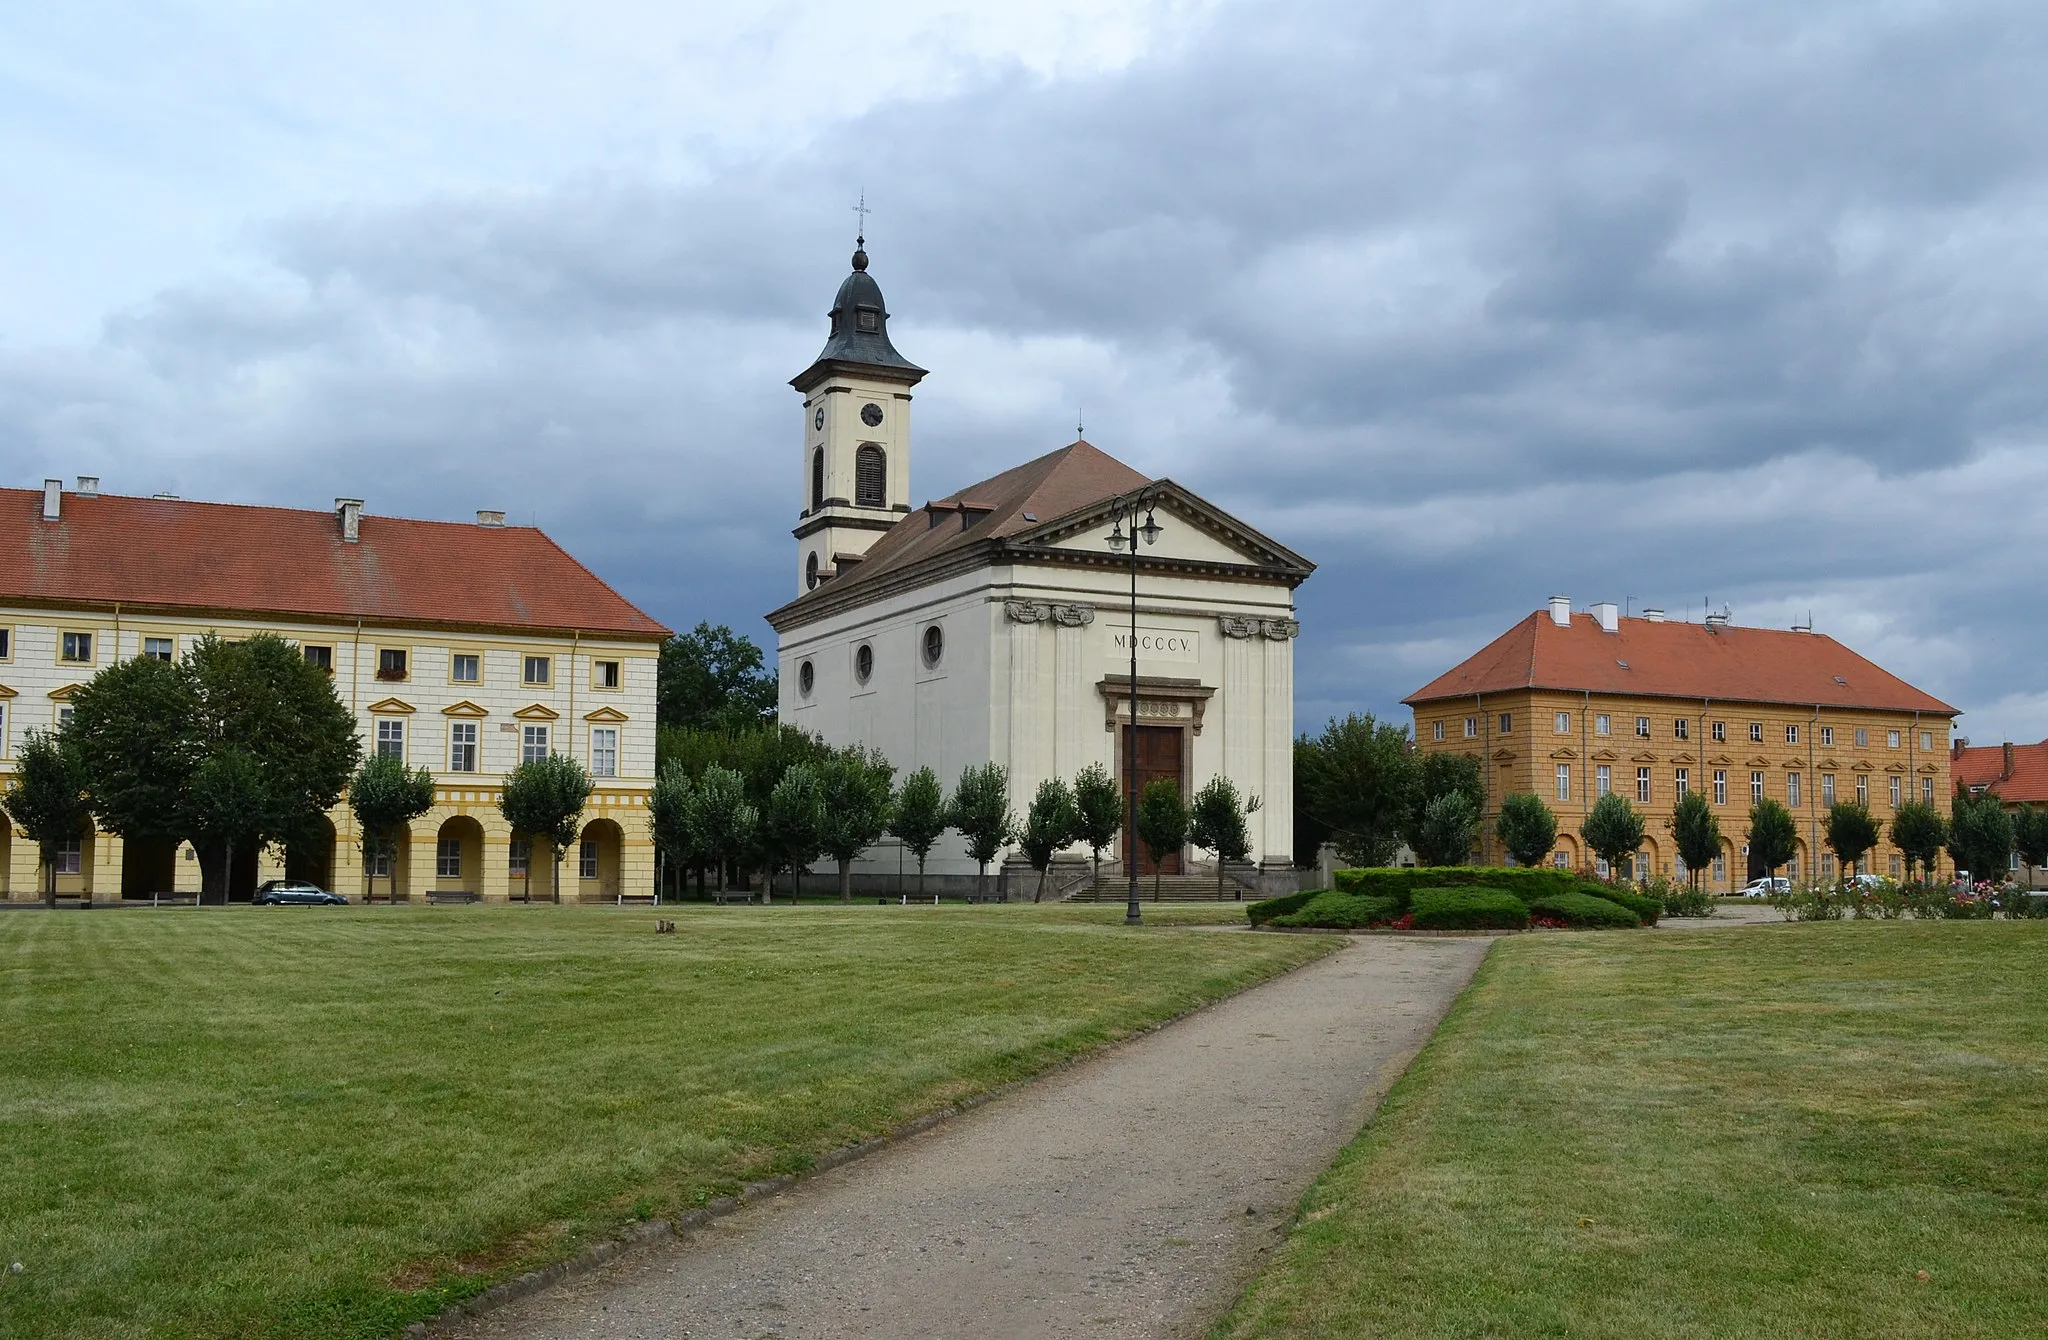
[{"xmin": 854, "ymin": 443, "xmax": 887, "ymax": 508}]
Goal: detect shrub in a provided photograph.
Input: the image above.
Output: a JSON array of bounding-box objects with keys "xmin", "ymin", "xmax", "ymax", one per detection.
[
  {"xmin": 1410, "ymin": 887, "xmax": 1530, "ymax": 931},
  {"xmin": 1333, "ymin": 865, "xmax": 1579, "ymax": 909},
  {"xmin": 1580, "ymin": 882, "xmax": 1663, "ymax": 925},
  {"xmin": 1528, "ymin": 892, "xmax": 1642, "ymax": 929},
  {"xmin": 1246, "ymin": 889, "xmax": 1320, "ymax": 925},
  {"xmin": 1271, "ymin": 891, "xmax": 1403, "ymax": 929}
]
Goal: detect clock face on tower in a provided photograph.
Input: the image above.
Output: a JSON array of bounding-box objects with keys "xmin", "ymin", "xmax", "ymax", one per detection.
[
  {"xmin": 860, "ymin": 402, "xmax": 884, "ymax": 427},
  {"xmin": 813, "ymin": 408, "xmax": 825, "ymax": 431}
]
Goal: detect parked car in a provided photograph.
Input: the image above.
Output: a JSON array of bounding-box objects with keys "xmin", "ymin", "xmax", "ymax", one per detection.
[
  {"xmin": 1848, "ymin": 873, "xmax": 1886, "ymax": 891},
  {"xmin": 1737, "ymin": 876, "xmax": 1790, "ymax": 898},
  {"xmin": 254, "ymin": 881, "xmax": 348, "ymax": 906}
]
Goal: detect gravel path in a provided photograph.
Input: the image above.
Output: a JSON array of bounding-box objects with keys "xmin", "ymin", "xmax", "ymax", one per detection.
[{"xmin": 446, "ymin": 935, "xmax": 1490, "ymax": 1340}]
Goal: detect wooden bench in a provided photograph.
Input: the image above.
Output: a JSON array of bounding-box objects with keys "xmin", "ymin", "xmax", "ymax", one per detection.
[
  {"xmin": 710, "ymin": 890, "xmax": 756, "ymax": 906},
  {"xmin": 615, "ymin": 892, "xmax": 657, "ymax": 906},
  {"xmin": 426, "ymin": 890, "xmax": 480, "ymax": 905}
]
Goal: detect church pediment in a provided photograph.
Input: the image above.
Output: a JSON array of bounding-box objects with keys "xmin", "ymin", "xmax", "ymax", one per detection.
[{"xmin": 1030, "ymin": 485, "xmax": 1314, "ymax": 579}]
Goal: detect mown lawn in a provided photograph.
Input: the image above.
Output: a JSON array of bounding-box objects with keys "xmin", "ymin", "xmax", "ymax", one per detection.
[
  {"xmin": 0, "ymin": 902, "xmax": 1328, "ymax": 1340},
  {"xmin": 1215, "ymin": 922, "xmax": 2048, "ymax": 1339}
]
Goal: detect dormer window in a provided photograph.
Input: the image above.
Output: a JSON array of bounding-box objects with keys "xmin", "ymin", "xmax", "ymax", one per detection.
[{"xmin": 857, "ymin": 309, "xmax": 879, "ymax": 331}]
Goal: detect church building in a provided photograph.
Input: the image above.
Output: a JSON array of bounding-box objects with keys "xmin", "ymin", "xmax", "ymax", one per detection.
[{"xmin": 765, "ymin": 241, "xmax": 1314, "ymax": 891}]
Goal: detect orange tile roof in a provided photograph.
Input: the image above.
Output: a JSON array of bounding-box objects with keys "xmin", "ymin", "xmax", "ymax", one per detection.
[
  {"xmin": 1952, "ymin": 740, "xmax": 2048, "ymax": 804},
  {"xmin": 1405, "ymin": 610, "xmax": 1956, "ymax": 715},
  {"xmin": 1, "ymin": 488, "xmax": 668, "ymax": 639}
]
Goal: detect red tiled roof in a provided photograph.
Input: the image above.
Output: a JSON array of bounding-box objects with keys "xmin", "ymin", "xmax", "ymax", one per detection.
[
  {"xmin": 1, "ymin": 488, "xmax": 668, "ymax": 639},
  {"xmin": 1952, "ymin": 740, "xmax": 2048, "ymax": 804},
  {"xmin": 1405, "ymin": 610, "xmax": 1957, "ymax": 715}
]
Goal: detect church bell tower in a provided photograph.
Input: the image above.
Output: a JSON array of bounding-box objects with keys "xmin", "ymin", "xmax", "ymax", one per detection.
[{"xmin": 790, "ymin": 236, "xmax": 927, "ymax": 594}]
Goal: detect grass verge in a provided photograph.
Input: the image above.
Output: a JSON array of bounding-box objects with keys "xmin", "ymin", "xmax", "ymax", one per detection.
[
  {"xmin": 1214, "ymin": 922, "xmax": 2048, "ymax": 1339},
  {"xmin": 0, "ymin": 902, "xmax": 1330, "ymax": 1339}
]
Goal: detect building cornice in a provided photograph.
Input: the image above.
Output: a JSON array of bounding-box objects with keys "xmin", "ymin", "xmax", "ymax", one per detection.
[{"xmin": 0, "ymin": 595, "xmax": 666, "ymax": 646}]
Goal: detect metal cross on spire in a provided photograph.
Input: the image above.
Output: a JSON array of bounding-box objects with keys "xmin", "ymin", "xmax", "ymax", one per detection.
[{"xmin": 851, "ymin": 192, "xmax": 871, "ymax": 246}]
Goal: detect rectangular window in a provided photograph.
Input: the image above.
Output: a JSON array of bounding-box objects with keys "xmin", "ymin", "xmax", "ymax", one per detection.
[
  {"xmin": 1714, "ymin": 770, "xmax": 1727, "ymax": 805},
  {"xmin": 1432, "ymin": 721, "xmax": 1444, "ymax": 742},
  {"xmin": 0, "ymin": 627, "xmax": 10, "ymax": 660},
  {"xmin": 60, "ymin": 631, "xmax": 93, "ymax": 663},
  {"xmin": 451, "ymin": 653, "xmax": 480, "ymax": 683},
  {"xmin": 579, "ymin": 839, "xmax": 599, "ymax": 880},
  {"xmin": 1889, "ymin": 854, "xmax": 1901, "ymax": 878},
  {"xmin": 1553, "ymin": 850, "xmax": 1569, "ymax": 869},
  {"xmin": 1499, "ymin": 713, "xmax": 1513, "ymax": 734},
  {"xmin": 1788, "ymin": 773, "xmax": 1802, "ymax": 807},
  {"xmin": 1888, "ymin": 729, "xmax": 1901, "ymax": 748},
  {"xmin": 366, "ymin": 844, "xmax": 392, "ymax": 879},
  {"xmin": 591, "ymin": 727, "xmax": 618, "ymax": 779},
  {"xmin": 302, "ymin": 644, "xmax": 333, "ymax": 672},
  {"xmin": 1821, "ymin": 726, "xmax": 1835, "ymax": 746},
  {"xmin": 57, "ymin": 706, "xmax": 74, "ymax": 729},
  {"xmin": 449, "ymin": 722, "xmax": 478, "ymax": 773},
  {"xmin": 1556, "ymin": 763, "xmax": 1570, "ymax": 801},
  {"xmin": 1555, "ymin": 712, "xmax": 1571, "ymax": 734},
  {"xmin": 1752, "ymin": 771, "xmax": 1765, "ymax": 803},
  {"xmin": 522, "ymin": 724, "xmax": 550, "ymax": 763},
  {"xmin": 1822, "ymin": 854, "xmax": 1836, "ymax": 879},
  {"xmin": 1711, "ymin": 721, "xmax": 1726, "ymax": 742},
  {"xmin": 1750, "ymin": 722, "xmax": 1764, "ymax": 742},
  {"xmin": 1635, "ymin": 852, "xmax": 1650, "ymax": 882},
  {"xmin": 1890, "ymin": 776, "xmax": 1901, "ymax": 807},
  {"xmin": 1636, "ymin": 716, "xmax": 1651, "ymax": 738},
  {"xmin": 56, "ymin": 840, "xmax": 82, "ymax": 875},
  {"xmin": 1674, "ymin": 718, "xmax": 1690, "ymax": 740},
  {"xmin": 142, "ymin": 636, "xmax": 174, "ymax": 662},
  {"xmin": 1463, "ymin": 717, "xmax": 1477, "ymax": 739},
  {"xmin": 375, "ymin": 718, "xmax": 405, "ymax": 760},
  {"xmin": 437, "ymin": 837, "xmax": 462, "ymax": 879},
  {"xmin": 594, "ymin": 660, "xmax": 621, "ymax": 689},
  {"xmin": 1714, "ymin": 852, "xmax": 1727, "ymax": 882},
  {"xmin": 524, "ymin": 655, "xmax": 551, "ymax": 686},
  {"xmin": 1922, "ymin": 777, "xmax": 1934, "ymax": 804},
  {"xmin": 1595, "ymin": 714, "xmax": 1611, "ymax": 736},
  {"xmin": 378, "ymin": 648, "xmax": 408, "ymax": 680},
  {"xmin": 1785, "ymin": 724, "xmax": 1800, "ymax": 745},
  {"xmin": 1855, "ymin": 728, "xmax": 1869, "ymax": 747},
  {"xmin": 1596, "ymin": 765, "xmax": 1611, "ymax": 796},
  {"xmin": 1637, "ymin": 767, "xmax": 1652, "ymax": 803},
  {"xmin": 1856, "ymin": 774, "xmax": 1868, "ymax": 806},
  {"xmin": 1675, "ymin": 767, "xmax": 1690, "ymax": 799},
  {"xmin": 1595, "ymin": 856, "xmax": 1610, "ymax": 879},
  {"xmin": 1789, "ymin": 856, "xmax": 1801, "ymax": 883},
  {"xmin": 508, "ymin": 838, "xmax": 530, "ymax": 877},
  {"xmin": 0, "ymin": 702, "xmax": 7, "ymax": 755},
  {"xmin": 1920, "ymin": 731, "xmax": 1933, "ymax": 751},
  {"xmin": 1822, "ymin": 774, "xmax": 1836, "ymax": 806}
]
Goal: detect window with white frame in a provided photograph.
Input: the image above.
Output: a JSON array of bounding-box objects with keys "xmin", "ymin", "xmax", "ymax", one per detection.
[
  {"xmin": 375, "ymin": 718, "xmax": 405, "ymax": 760},
  {"xmin": 1595, "ymin": 855, "xmax": 1610, "ymax": 879},
  {"xmin": 579, "ymin": 839, "xmax": 599, "ymax": 880},
  {"xmin": 1856, "ymin": 774, "xmax": 1867, "ymax": 806},
  {"xmin": 508, "ymin": 838, "xmax": 529, "ymax": 877},
  {"xmin": 590, "ymin": 727, "xmax": 618, "ymax": 779},
  {"xmin": 1920, "ymin": 731, "xmax": 1933, "ymax": 751},
  {"xmin": 1789, "ymin": 855, "xmax": 1801, "ymax": 882},
  {"xmin": 1635, "ymin": 716, "xmax": 1651, "ymax": 738},
  {"xmin": 1433, "ymin": 721, "xmax": 1444, "ymax": 741},
  {"xmin": 1714, "ymin": 770, "xmax": 1727, "ymax": 805},
  {"xmin": 143, "ymin": 637, "xmax": 174, "ymax": 662},
  {"xmin": 0, "ymin": 702, "xmax": 6, "ymax": 754},
  {"xmin": 1597, "ymin": 765, "xmax": 1611, "ymax": 796},
  {"xmin": 593, "ymin": 659, "xmax": 620, "ymax": 689},
  {"xmin": 1464, "ymin": 717, "xmax": 1477, "ymax": 738},
  {"xmin": 522, "ymin": 724, "xmax": 549, "ymax": 763},
  {"xmin": 523, "ymin": 655, "xmax": 550, "ymax": 686},
  {"xmin": 1498, "ymin": 712, "xmax": 1512, "ymax": 734},
  {"xmin": 1675, "ymin": 767, "xmax": 1690, "ymax": 799},
  {"xmin": 1712, "ymin": 721, "xmax": 1726, "ymax": 742},
  {"xmin": 1635, "ymin": 852, "xmax": 1650, "ymax": 881},
  {"xmin": 1752, "ymin": 771, "xmax": 1765, "ymax": 803},
  {"xmin": 1889, "ymin": 853, "xmax": 1901, "ymax": 878},
  {"xmin": 366, "ymin": 843, "xmax": 391, "ymax": 879},
  {"xmin": 1637, "ymin": 767, "xmax": 1652, "ymax": 803},
  {"xmin": 56, "ymin": 839, "xmax": 82, "ymax": 875},
  {"xmin": 58, "ymin": 705, "xmax": 74, "ymax": 729},
  {"xmin": 1785, "ymin": 724, "xmax": 1800, "ymax": 744},
  {"xmin": 437, "ymin": 837, "xmax": 462, "ymax": 879},
  {"xmin": 1595, "ymin": 714, "xmax": 1611, "ymax": 735},
  {"xmin": 0, "ymin": 627, "xmax": 10, "ymax": 660},
  {"xmin": 1554, "ymin": 712, "xmax": 1571, "ymax": 734},
  {"xmin": 1750, "ymin": 722, "xmax": 1764, "ymax": 742},
  {"xmin": 1714, "ymin": 852, "xmax": 1727, "ymax": 882},
  {"xmin": 1888, "ymin": 729, "xmax": 1901, "ymax": 748},
  {"xmin": 1787, "ymin": 772, "xmax": 1802, "ymax": 807},
  {"xmin": 451, "ymin": 653, "xmax": 480, "ymax": 683},
  {"xmin": 1821, "ymin": 774, "xmax": 1836, "ymax": 806},
  {"xmin": 1855, "ymin": 728, "xmax": 1869, "ymax": 747},
  {"xmin": 1890, "ymin": 776, "xmax": 1902, "ymax": 807},
  {"xmin": 302, "ymin": 644, "xmax": 333, "ymax": 673},
  {"xmin": 1821, "ymin": 726, "xmax": 1835, "ymax": 746},
  {"xmin": 1922, "ymin": 777, "xmax": 1934, "ymax": 803},
  {"xmin": 449, "ymin": 722, "xmax": 478, "ymax": 773},
  {"xmin": 1674, "ymin": 718, "xmax": 1689, "ymax": 740},
  {"xmin": 1556, "ymin": 763, "xmax": 1570, "ymax": 801},
  {"xmin": 60, "ymin": 631, "xmax": 93, "ymax": 664}
]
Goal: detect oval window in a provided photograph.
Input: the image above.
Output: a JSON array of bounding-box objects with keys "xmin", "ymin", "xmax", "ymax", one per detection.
[
  {"xmin": 855, "ymin": 643, "xmax": 874, "ymax": 683},
  {"xmin": 798, "ymin": 660, "xmax": 815, "ymax": 695},
  {"xmin": 923, "ymin": 624, "xmax": 943, "ymax": 667},
  {"xmin": 806, "ymin": 551, "xmax": 820, "ymax": 590}
]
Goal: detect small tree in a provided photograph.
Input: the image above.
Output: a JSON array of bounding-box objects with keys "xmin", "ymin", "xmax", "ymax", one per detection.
[
  {"xmin": 1494, "ymin": 792, "xmax": 1558, "ymax": 870},
  {"xmin": 889, "ymin": 766, "xmax": 949, "ymax": 901},
  {"xmin": 761, "ymin": 762, "xmax": 825, "ymax": 899},
  {"xmin": 1747, "ymin": 798, "xmax": 1798, "ymax": 883},
  {"xmin": 2013, "ymin": 806, "xmax": 2048, "ymax": 888},
  {"xmin": 1947, "ymin": 791, "xmax": 2013, "ymax": 887},
  {"xmin": 818, "ymin": 746, "xmax": 896, "ymax": 902},
  {"xmin": 1135, "ymin": 778, "xmax": 1190, "ymax": 901},
  {"xmin": 1021, "ymin": 777, "xmax": 1081, "ymax": 902},
  {"xmin": 648, "ymin": 760, "xmax": 702, "ymax": 900},
  {"xmin": 949, "ymin": 764, "xmax": 1015, "ymax": 902},
  {"xmin": 1412, "ymin": 752, "xmax": 1486, "ymax": 858},
  {"xmin": 1823, "ymin": 801, "xmax": 1881, "ymax": 879},
  {"xmin": 1189, "ymin": 775, "xmax": 1261, "ymax": 901},
  {"xmin": 1889, "ymin": 801, "xmax": 1947, "ymax": 883},
  {"xmin": 1071, "ymin": 762, "xmax": 1125, "ymax": 893},
  {"xmin": 347, "ymin": 754, "xmax": 436, "ymax": 899},
  {"xmin": 1296, "ymin": 713, "xmax": 1418, "ymax": 867},
  {"xmin": 1410, "ymin": 791, "xmax": 1479, "ymax": 867},
  {"xmin": 186, "ymin": 748, "xmax": 270, "ymax": 903},
  {"xmin": 692, "ymin": 764, "xmax": 757, "ymax": 896},
  {"xmin": 1672, "ymin": 790, "xmax": 1722, "ymax": 891},
  {"xmin": 498, "ymin": 754, "xmax": 593, "ymax": 902},
  {"xmin": 1, "ymin": 730, "xmax": 93, "ymax": 905},
  {"xmin": 1583, "ymin": 793, "xmax": 1648, "ymax": 880}
]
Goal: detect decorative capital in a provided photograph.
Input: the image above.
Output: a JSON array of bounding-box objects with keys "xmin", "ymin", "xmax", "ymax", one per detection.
[
  {"xmin": 1004, "ymin": 599, "xmax": 1053, "ymax": 624},
  {"xmin": 1260, "ymin": 618, "xmax": 1301, "ymax": 640},
  {"xmin": 1218, "ymin": 615, "xmax": 1260, "ymax": 639},
  {"xmin": 1052, "ymin": 603, "xmax": 1096, "ymax": 627}
]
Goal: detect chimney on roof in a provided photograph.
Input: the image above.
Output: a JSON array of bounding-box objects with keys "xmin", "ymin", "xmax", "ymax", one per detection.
[
  {"xmin": 1643, "ymin": 607, "xmax": 1666, "ymax": 623},
  {"xmin": 1590, "ymin": 601, "xmax": 1618, "ymax": 633},
  {"xmin": 476, "ymin": 509, "xmax": 506, "ymax": 527},
  {"xmin": 1547, "ymin": 595, "xmax": 1572, "ymax": 627},
  {"xmin": 41, "ymin": 478, "xmax": 61, "ymax": 521},
  {"xmin": 2004, "ymin": 741, "xmax": 2016, "ymax": 781},
  {"xmin": 336, "ymin": 497, "xmax": 364, "ymax": 543},
  {"xmin": 1953, "ymin": 737, "xmax": 1968, "ymax": 758},
  {"xmin": 75, "ymin": 476, "xmax": 99, "ymax": 498}
]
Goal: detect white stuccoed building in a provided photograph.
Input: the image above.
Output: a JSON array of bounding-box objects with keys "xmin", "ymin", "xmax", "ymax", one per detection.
[{"xmin": 766, "ymin": 241, "xmax": 1314, "ymax": 893}]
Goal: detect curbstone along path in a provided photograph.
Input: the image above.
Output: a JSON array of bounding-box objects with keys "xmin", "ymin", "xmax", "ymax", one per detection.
[{"xmin": 443, "ymin": 935, "xmax": 1490, "ymax": 1340}]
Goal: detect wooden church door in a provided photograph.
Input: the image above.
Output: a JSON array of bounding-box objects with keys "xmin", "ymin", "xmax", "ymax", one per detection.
[{"xmin": 1121, "ymin": 724, "xmax": 1186, "ymax": 875}]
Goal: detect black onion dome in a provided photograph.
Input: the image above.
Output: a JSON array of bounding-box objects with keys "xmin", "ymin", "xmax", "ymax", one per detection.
[{"xmin": 791, "ymin": 247, "xmax": 927, "ymax": 389}]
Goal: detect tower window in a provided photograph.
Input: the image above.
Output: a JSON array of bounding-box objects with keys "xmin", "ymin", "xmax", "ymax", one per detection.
[
  {"xmin": 857, "ymin": 310, "xmax": 879, "ymax": 331},
  {"xmin": 799, "ymin": 660, "xmax": 815, "ymax": 695},
  {"xmin": 806, "ymin": 552, "xmax": 820, "ymax": 590},
  {"xmin": 855, "ymin": 444, "xmax": 887, "ymax": 508},
  {"xmin": 923, "ymin": 624, "xmax": 944, "ymax": 668},
  {"xmin": 855, "ymin": 643, "xmax": 873, "ymax": 684},
  {"xmin": 811, "ymin": 448, "xmax": 825, "ymax": 511}
]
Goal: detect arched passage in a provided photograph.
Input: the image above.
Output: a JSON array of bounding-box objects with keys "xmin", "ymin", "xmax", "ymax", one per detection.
[
  {"xmin": 577, "ymin": 818, "xmax": 623, "ymax": 903},
  {"xmin": 122, "ymin": 836, "xmax": 180, "ymax": 899},
  {"xmin": 434, "ymin": 816, "xmax": 485, "ymax": 895},
  {"xmin": 285, "ymin": 814, "xmax": 337, "ymax": 890}
]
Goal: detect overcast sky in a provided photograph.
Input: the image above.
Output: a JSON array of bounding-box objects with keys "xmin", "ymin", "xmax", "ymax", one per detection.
[{"xmin": 6, "ymin": 1, "xmax": 2047, "ymax": 743}]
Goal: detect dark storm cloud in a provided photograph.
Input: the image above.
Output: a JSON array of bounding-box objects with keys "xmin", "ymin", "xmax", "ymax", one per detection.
[{"xmin": 6, "ymin": 0, "xmax": 2048, "ymax": 739}]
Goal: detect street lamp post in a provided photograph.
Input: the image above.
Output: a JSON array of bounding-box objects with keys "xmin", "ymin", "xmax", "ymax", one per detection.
[{"xmin": 1105, "ymin": 488, "xmax": 1163, "ymax": 926}]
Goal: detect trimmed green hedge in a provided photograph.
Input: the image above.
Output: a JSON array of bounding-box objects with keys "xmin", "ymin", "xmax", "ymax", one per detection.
[
  {"xmin": 1271, "ymin": 891, "xmax": 1402, "ymax": 929},
  {"xmin": 1410, "ymin": 887, "xmax": 1530, "ymax": 931},
  {"xmin": 1333, "ymin": 866, "xmax": 1581, "ymax": 909},
  {"xmin": 1245, "ymin": 889, "xmax": 1321, "ymax": 926},
  {"xmin": 1581, "ymin": 883, "xmax": 1662, "ymax": 925},
  {"xmin": 1529, "ymin": 891, "xmax": 1642, "ymax": 928}
]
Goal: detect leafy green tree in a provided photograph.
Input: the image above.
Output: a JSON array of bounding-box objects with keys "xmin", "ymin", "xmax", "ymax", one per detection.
[
  {"xmin": 498, "ymin": 754, "xmax": 593, "ymax": 902},
  {"xmin": 59, "ymin": 654, "xmax": 195, "ymax": 850},
  {"xmin": 1889, "ymin": 801, "xmax": 1947, "ymax": 882},
  {"xmin": 1494, "ymin": 792, "xmax": 1559, "ymax": 870},
  {"xmin": 948, "ymin": 764, "xmax": 1015, "ymax": 901},
  {"xmin": 1947, "ymin": 791, "xmax": 2014, "ymax": 886},
  {"xmin": 1417, "ymin": 751, "xmax": 1485, "ymax": 818},
  {"xmin": 1297, "ymin": 714, "xmax": 1418, "ymax": 868},
  {"xmin": 346, "ymin": 754, "xmax": 436, "ymax": 899},
  {"xmin": 1071, "ymin": 762, "xmax": 1126, "ymax": 893},
  {"xmin": 1823, "ymin": 801, "xmax": 1881, "ymax": 879},
  {"xmin": 818, "ymin": 746, "xmax": 896, "ymax": 901},
  {"xmin": 1135, "ymin": 778, "xmax": 1190, "ymax": 901},
  {"xmin": 1, "ymin": 729, "xmax": 93, "ymax": 905},
  {"xmin": 691, "ymin": 764, "xmax": 757, "ymax": 895},
  {"xmin": 888, "ymin": 766, "xmax": 949, "ymax": 901},
  {"xmin": 761, "ymin": 762, "xmax": 825, "ymax": 899},
  {"xmin": 1584, "ymin": 793, "xmax": 1649, "ymax": 878},
  {"xmin": 1189, "ymin": 775, "xmax": 1261, "ymax": 901},
  {"xmin": 1021, "ymin": 777, "xmax": 1081, "ymax": 902},
  {"xmin": 657, "ymin": 623, "xmax": 778, "ymax": 731},
  {"xmin": 1410, "ymin": 791, "xmax": 1479, "ymax": 867},
  {"xmin": 1291, "ymin": 738, "xmax": 1333, "ymax": 867},
  {"xmin": 1672, "ymin": 790, "xmax": 1722, "ymax": 890},
  {"xmin": 186, "ymin": 748, "xmax": 269, "ymax": 905},
  {"xmin": 1747, "ymin": 798, "xmax": 1798, "ymax": 883},
  {"xmin": 647, "ymin": 760, "xmax": 703, "ymax": 901},
  {"xmin": 2013, "ymin": 807, "xmax": 2048, "ymax": 888}
]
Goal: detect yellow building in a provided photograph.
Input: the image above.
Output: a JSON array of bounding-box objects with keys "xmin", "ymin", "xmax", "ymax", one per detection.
[
  {"xmin": 1, "ymin": 481, "xmax": 667, "ymax": 903},
  {"xmin": 1404, "ymin": 598, "xmax": 1958, "ymax": 888}
]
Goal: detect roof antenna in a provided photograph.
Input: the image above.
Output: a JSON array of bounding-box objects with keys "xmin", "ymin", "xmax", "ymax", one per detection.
[{"xmin": 852, "ymin": 192, "xmax": 871, "ymax": 248}]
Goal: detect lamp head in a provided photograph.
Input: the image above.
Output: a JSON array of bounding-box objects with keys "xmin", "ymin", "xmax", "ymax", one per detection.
[
  {"xmin": 1139, "ymin": 511, "xmax": 1162, "ymax": 546},
  {"xmin": 1105, "ymin": 524, "xmax": 1128, "ymax": 552}
]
